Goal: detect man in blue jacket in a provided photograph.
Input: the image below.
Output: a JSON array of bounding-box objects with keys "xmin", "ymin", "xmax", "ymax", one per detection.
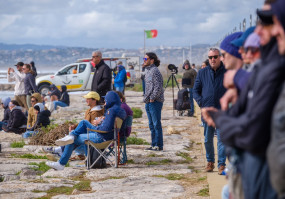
[{"xmin": 193, "ymin": 47, "xmax": 227, "ymax": 174}]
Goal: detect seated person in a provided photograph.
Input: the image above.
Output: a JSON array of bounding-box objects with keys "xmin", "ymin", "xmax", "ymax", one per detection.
[
  {"xmin": 0, "ymin": 97, "xmax": 11, "ymax": 131},
  {"xmin": 48, "ymin": 84, "xmax": 61, "ymax": 101},
  {"xmin": 53, "ymin": 85, "xmax": 70, "ymax": 110},
  {"xmin": 23, "ymin": 104, "xmax": 51, "ymax": 138},
  {"xmin": 44, "ymin": 95, "xmax": 55, "ymax": 112},
  {"xmin": 72, "ymin": 68, "xmax": 77, "ymax": 74},
  {"xmin": 115, "ymin": 91, "xmax": 133, "ymax": 138},
  {"xmin": 46, "ymin": 91, "xmax": 126, "ymax": 170},
  {"xmin": 2, "ymin": 100, "xmax": 27, "ymax": 134},
  {"xmin": 43, "ymin": 91, "xmax": 104, "ymax": 160},
  {"xmin": 27, "ymin": 93, "xmax": 43, "ymax": 129}
]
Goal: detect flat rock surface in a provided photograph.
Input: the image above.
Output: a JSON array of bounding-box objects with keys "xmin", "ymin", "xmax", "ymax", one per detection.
[{"xmin": 0, "ymin": 89, "xmax": 209, "ymax": 199}]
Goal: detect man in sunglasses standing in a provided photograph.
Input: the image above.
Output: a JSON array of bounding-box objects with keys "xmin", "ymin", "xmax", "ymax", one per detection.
[
  {"xmin": 193, "ymin": 48, "xmax": 227, "ymax": 174},
  {"xmin": 91, "ymin": 51, "xmax": 112, "ymax": 102}
]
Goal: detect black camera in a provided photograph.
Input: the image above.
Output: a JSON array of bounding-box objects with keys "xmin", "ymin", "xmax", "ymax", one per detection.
[{"xmin": 168, "ymin": 64, "xmax": 178, "ymax": 74}]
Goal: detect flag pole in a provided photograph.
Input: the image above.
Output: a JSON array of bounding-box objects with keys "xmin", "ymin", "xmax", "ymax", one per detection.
[{"xmin": 144, "ymin": 29, "xmax": 146, "ymax": 56}]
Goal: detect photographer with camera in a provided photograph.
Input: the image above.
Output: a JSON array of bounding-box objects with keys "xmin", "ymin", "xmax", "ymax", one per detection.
[
  {"xmin": 182, "ymin": 60, "xmax": 197, "ymax": 117},
  {"xmin": 143, "ymin": 52, "xmax": 164, "ymax": 151}
]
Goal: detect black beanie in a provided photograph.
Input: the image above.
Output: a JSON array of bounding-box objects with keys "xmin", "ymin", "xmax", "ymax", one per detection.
[{"xmin": 34, "ymin": 105, "xmax": 40, "ymax": 112}]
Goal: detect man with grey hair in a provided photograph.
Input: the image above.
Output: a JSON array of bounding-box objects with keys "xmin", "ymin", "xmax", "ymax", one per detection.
[
  {"xmin": 91, "ymin": 51, "xmax": 112, "ymax": 100},
  {"xmin": 193, "ymin": 47, "xmax": 227, "ymax": 174}
]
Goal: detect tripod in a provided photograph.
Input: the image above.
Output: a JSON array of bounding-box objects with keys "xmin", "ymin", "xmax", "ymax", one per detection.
[{"xmin": 164, "ymin": 72, "xmax": 180, "ymax": 116}]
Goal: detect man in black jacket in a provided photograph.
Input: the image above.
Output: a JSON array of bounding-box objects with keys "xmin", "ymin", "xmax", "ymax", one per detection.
[{"xmin": 91, "ymin": 51, "xmax": 112, "ymax": 101}]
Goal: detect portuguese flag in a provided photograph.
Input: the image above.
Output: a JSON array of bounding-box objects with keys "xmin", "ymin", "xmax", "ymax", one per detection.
[{"xmin": 145, "ymin": 29, "xmax": 158, "ymax": 38}]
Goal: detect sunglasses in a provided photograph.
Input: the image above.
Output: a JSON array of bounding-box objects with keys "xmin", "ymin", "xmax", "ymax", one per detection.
[
  {"xmin": 92, "ymin": 56, "xmax": 99, "ymax": 58},
  {"xmin": 31, "ymin": 100, "xmax": 36, "ymax": 103},
  {"xmin": 208, "ymin": 55, "xmax": 219, "ymax": 59},
  {"xmin": 245, "ymin": 47, "xmax": 259, "ymax": 54},
  {"xmin": 143, "ymin": 58, "xmax": 149, "ymax": 61}
]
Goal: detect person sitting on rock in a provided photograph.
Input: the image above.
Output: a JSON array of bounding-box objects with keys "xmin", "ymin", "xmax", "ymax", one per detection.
[
  {"xmin": 53, "ymin": 85, "xmax": 70, "ymax": 110},
  {"xmin": 2, "ymin": 100, "xmax": 27, "ymax": 134},
  {"xmin": 45, "ymin": 91, "xmax": 126, "ymax": 170},
  {"xmin": 43, "ymin": 91, "xmax": 105, "ymax": 161},
  {"xmin": 22, "ymin": 104, "xmax": 51, "ymax": 138},
  {"xmin": 27, "ymin": 93, "xmax": 43, "ymax": 130},
  {"xmin": 48, "ymin": 84, "xmax": 61, "ymax": 102},
  {"xmin": 0, "ymin": 97, "xmax": 11, "ymax": 131}
]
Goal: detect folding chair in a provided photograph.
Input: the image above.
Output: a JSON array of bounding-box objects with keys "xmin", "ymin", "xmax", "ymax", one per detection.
[{"xmin": 85, "ymin": 117, "xmax": 123, "ymax": 169}]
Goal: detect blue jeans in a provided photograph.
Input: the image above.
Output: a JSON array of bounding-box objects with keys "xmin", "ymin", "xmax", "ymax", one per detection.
[
  {"xmin": 203, "ymin": 122, "xmax": 226, "ymax": 167},
  {"xmin": 115, "ymin": 86, "xmax": 124, "ymax": 93},
  {"xmin": 0, "ymin": 121, "xmax": 7, "ymax": 131},
  {"xmin": 187, "ymin": 88, "xmax": 194, "ymax": 115},
  {"xmin": 59, "ymin": 132, "xmax": 105, "ymax": 165},
  {"xmin": 145, "ymin": 101, "xmax": 163, "ymax": 149},
  {"xmin": 53, "ymin": 101, "xmax": 68, "ymax": 110},
  {"xmin": 22, "ymin": 130, "xmax": 38, "ymax": 138}
]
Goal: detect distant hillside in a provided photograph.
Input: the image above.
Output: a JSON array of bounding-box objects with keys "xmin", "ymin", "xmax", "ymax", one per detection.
[{"xmin": 0, "ymin": 43, "xmax": 211, "ymax": 71}]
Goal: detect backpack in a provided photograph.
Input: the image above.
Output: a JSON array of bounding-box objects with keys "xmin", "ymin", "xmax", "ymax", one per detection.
[
  {"xmin": 174, "ymin": 89, "xmax": 190, "ymax": 111},
  {"xmin": 86, "ymin": 147, "xmax": 106, "ymax": 169}
]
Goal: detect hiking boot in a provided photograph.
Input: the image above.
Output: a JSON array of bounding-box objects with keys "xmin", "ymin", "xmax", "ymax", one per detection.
[
  {"xmin": 144, "ymin": 146, "xmax": 154, "ymax": 151},
  {"xmin": 205, "ymin": 162, "xmax": 215, "ymax": 172},
  {"xmin": 218, "ymin": 165, "xmax": 226, "ymax": 175},
  {"xmin": 55, "ymin": 135, "xmax": 74, "ymax": 146},
  {"xmin": 46, "ymin": 161, "xmax": 65, "ymax": 170}
]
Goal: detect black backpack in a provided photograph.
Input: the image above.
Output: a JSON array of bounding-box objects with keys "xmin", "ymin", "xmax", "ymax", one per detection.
[
  {"xmin": 86, "ymin": 147, "xmax": 106, "ymax": 169},
  {"xmin": 175, "ymin": 89, "xmax": 190, "ymax": 111}
]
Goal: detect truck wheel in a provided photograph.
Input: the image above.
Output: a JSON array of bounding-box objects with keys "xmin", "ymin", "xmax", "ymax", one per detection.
[{"xmin": 39, "ymin": 84, "xmax": 50, "ymax": 95}]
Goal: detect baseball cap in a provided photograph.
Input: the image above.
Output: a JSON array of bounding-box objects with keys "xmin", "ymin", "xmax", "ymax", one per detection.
[
  {"xmin": 15, "ymin": 62, "xmax": 24, "ymax": 67},
  {"xmin": 83, "ymin": 91, "xmax": 100, "ymax": 101},
  {"xmin": 231, "ymin": 26, "xmax": 256, "ymax": 47}
]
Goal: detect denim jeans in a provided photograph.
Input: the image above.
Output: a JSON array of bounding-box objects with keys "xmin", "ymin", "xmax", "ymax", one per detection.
[
  {"xmin": 115, "ymin": 87, "xmax": 124, "ymax": 93},
  {"xmin": 53, "ymin": 101, "xmax": 68, "ymax": 110},
  {"xmin": 145, "ymin": 101, "xmax": 163, "ymax": 149},
  {"xmin": 59, "ymin": 132, "xmax": 105, "ymax": 165},
  {"xmin": 0, "ymin": 121, "xmax": 7, "ymax": 131},
  {"xmin": 203, "ymin": 122, "xmax": 226, "ymax": 167},
  {"xmin": 187, "ymin": 88, "xmax": 194, "ymax": 115},
  {"xmin": 22, "ymin": 130, "xmax": 38, "ymax": 138}
]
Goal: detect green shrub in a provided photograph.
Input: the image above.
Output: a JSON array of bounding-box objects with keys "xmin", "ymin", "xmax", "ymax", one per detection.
[
  {"xmin": 10, "ymin": 140, "xmax": 25, "ymax": 148},
  {"xmin": 126, "ymin": 137, "xmax": 149, "ymax": 145},
  {"xmin": 132, "ymin": 107, "xmax": 143, "ymax": 118},
  {"xmin": 197, "ymin": 186, "xmax": 209, "ymax": 197},
  {"xmin": 126, "ymin": 83, "xmax": 143, "ymax": 92}
]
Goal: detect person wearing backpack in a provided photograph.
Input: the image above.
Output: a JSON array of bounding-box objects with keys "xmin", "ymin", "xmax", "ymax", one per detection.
[
  {"xmin": 113, "ymin": 61, "xmax": 127, "ymax": 93},
  {"xmin": 182, "ymin": 60, "xmax": 197, "ymax": 117}
]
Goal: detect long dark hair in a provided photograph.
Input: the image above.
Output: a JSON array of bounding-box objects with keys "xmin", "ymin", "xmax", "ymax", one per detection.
[
  {"xmin": 146, "ymin": 52, "xmax": 160, "ymax": 67},
  {"xmin": 24, "ymin": 64, "xmax": 35, "ymax": 75}
]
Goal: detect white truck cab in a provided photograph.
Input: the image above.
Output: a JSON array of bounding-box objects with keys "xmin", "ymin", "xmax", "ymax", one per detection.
[{"xmin": 36, "ymin": 57, "xmax": 140, "ymax": 94}]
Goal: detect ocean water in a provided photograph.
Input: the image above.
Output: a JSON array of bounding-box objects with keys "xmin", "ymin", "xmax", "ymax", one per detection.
[{"xmin": 0, "ymin": 91, "xmax": 14, "ymax": 99}]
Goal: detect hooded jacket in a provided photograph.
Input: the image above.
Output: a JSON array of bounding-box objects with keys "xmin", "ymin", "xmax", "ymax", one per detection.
[
  {"xmin": 29, "ymin": 107, "xmax": 51, "ymax": 131},
  {"xmin": 92, "ymin": 91, "xmax": 126, "ymax": 140},
  {"xmin": 211, "ymin": 38, "xmax": 285, "ymax": 156},
  {"xmin": 7, "ymin": 106, "xmax": 27, "ymax": 129},
  {"xmin": 85, "ymin": 105, "xmax": 104, "ymax": 122},
  {"xmin": 27, "ymin": 93, "xmax": 43, "ymax": 128},
  {"xmin": 91, "ymin": 59, "xmax": 112, "ymax": 98},
  {"xmin": 49, "ymin": 84, "xmax": 61, "ymax": 99},
  {"xmin": 182, "ymin": 60, "xmax": 197, "ymax": 88},
  {"xmin": 24, "ymin": 72, "xmax": 38, "ymax": 95},
  {"xmin": 1, "ymin": 97, "xmax": 11, "ymax": 123},
  {"xmin": 59, "ymin": 85, "xmax": 70, "ymax": 106},
  {"xmin": 193, "ymin": 62, "xmax": 227, "ymax": 109},
  {"xmin": 114, "ymin": 65, "xmax": 127, "ymax": 88}
]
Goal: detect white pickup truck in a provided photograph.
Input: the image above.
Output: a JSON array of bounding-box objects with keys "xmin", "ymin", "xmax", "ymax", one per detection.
[{"xmin": 36, "ymin": 57, "xmax": 139, "ymax": 94}]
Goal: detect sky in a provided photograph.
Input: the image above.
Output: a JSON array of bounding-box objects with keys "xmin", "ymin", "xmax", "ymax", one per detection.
[{"xmin": 0, "ymin": 0, "xmax": 264, "ymax": 49}]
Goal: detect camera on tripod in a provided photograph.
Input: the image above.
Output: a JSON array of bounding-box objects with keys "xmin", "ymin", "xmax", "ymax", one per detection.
[{"xmin": 168, "ymin": 64, "xmax": 178, "ymax": 74}]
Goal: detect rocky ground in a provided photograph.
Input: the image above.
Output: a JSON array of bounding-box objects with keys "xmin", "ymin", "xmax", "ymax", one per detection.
[{"xmin": 0, "ymin": 89, "xmax": 209, "ymax": 199}]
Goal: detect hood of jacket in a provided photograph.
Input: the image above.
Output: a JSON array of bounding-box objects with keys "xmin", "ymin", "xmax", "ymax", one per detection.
[
  {"xmin": 32, "ymin": 93, "xmax": 42, "ymax": 103},
  {"xmin": 183, "ymin": 60, "xmax": 190, "ymax": 70},
  {"xmin": 61, "ymin": 85, "xmax": 67, "ymax": 93},
  {"xmin": 1, "ymin": 97, "xmax": 11, "ymax": 108},
  {"xmin": 35, "ymin": 103, "xmax": 45, "ymax": 112},
  {"xmin": 40, "ymin": 109, "xmax": 51, "ymax": 117},
  {"xmin": 117, "ymin": 65, "xmax": 125, "ymax": 72},
  {"xmin": 11, "ymin": 106, "xmax": 22, "ymax": 112},
  {"xmin": 105, "ymin": 91, "xmax": 121, "ymax": 109},
  {"xmin": 50, "ymin": 84, "xmax": 57, "ymax": 90}
]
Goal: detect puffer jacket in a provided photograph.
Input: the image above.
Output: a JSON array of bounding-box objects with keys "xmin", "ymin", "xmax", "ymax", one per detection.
[
  {"xmin": 114, "ymin": 65, "xmax": 126, "ymax": 88},
  {"xmin": 7, "ymin": 106, "xmax": 27, "ymax": 129}
]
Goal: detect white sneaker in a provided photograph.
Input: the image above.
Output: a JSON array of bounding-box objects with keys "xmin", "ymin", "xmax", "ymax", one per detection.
[
  {"xmin": 55, "ymin": 135, "xmax": 74, "ymax": 146},
  {"xmin": 46, "ymin": 161, "xmax": 65, "ymax": 170}
]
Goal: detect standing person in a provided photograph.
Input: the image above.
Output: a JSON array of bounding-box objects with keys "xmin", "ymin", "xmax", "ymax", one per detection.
[
  {"xmin": 7, "ymin": 62, "xmax": 28, "ymax": 111},
  {"xmin": 22, "ymin": 64, "xmax": 38, "ymax": 109},
  {"xmin": 0, "ymin": 97, "xmax": 11, "ymax": 131},
  {"xmin": 114, "ymin": 61, "xmax": 127, "ymax": 93},
  {"xmin": 30, "ymin": 61, "xmax": 37, "ymax": 77},
  {"xmin": 91, "ymin": 51, "xmax": 112, "ymax": 101},
  {"xmin": 193, "ymin": 48, "xmax": 227, "ymax": 174},
  {"xmin": 53, "ymin": 85, "xmax": 70, "ymax": 110},
  {"xmin": 143, "ymin": 52, "xmax": 164, "ymax": 151},
  {"xmin": 182, "ymin": 60, "xmax": 197, "ymax": 117}
]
